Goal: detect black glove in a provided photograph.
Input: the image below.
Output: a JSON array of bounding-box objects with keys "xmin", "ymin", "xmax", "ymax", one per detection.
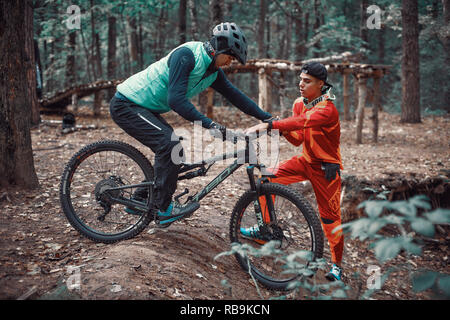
[
  {"xmin": 208, "ymin": 122, "xmax": 228, "ymax": 141},
  {"xmin": 262, "ymin": 116, "xmax": 279, "ymax": 131},
  {"xmin": 321, "ymin": 162, "xmax": 341, "ymax": 181}
]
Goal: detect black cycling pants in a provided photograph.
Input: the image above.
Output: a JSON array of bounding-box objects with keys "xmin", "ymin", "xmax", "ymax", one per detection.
[{"xmin": 109, "ymin": 94, "xmax": 184, "ymax": 212}]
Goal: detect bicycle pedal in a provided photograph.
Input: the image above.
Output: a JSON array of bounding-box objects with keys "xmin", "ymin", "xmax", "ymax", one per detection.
[{"xmin": 174, "ymin": 188, "xmax": 189, "ymax": 202}]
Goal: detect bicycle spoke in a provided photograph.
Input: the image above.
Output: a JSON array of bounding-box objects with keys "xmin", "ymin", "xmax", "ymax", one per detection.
[
  {"xmin": 231, "ymin": 184, "xmax": 322, "ymax": 289},
  {"xmin": 67, "ymin": 150, "xmax": 148, "ymax": 236}
]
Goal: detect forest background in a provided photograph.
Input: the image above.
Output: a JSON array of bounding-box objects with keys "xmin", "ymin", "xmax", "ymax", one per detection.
[
  {"xmin": 34, "ymin": 0, "xmax": 449, "ymax": 116},
  {"xmin": 0, "ymin": 0, "xmax": 449, "ymax": 301}
]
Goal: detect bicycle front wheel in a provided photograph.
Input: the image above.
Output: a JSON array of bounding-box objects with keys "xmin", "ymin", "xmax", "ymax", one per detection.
[
  {"xmin": 229, "ymin": 183, "xmax": 324, "ymax": 291},
  {"xmin": 59, "ymin": 140, "xmax": 154, "ymax": 243}
]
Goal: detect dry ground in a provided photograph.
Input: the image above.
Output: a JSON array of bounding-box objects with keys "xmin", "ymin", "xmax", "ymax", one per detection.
[{"xmin": 0, "ymin": 103, "xmax": 449, "ymax": 300}]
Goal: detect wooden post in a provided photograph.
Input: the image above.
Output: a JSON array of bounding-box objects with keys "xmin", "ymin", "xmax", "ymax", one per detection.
[
  {"xmin": 353, "ymin": 75, "xmax": 359, "ymax": 121},
  {"xmin": 258, "ymin": 68, "xmax": 272, "ymax": 113},
  {"xmin": 355, "ymin": 75, "xmax": 367, "ymax": 144},
  {"xmin": 70, "ymin": 93, "xmax": 78, "ymax": 113},
  {"xmin": 343, "ymin": 69, "xmax": 351, "ymax": 121},
  {"xmin": 372, "ymin": 71, "xmax": 382, "ymax": 143},
  {"xmin": 198, "ymin": 90, "xmax": 208, "ymax": 114},
  {"xmin": 93, "ymin": 91, "xmax": 103, "ymax": 117}
]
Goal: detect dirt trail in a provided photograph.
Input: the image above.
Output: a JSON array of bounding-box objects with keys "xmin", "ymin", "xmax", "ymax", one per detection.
[{"xmin": 0, "ymin": 106, "xmax": 448, "ymax": 300}]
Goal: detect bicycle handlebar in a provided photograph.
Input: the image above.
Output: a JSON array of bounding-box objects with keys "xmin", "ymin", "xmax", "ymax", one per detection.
[{"xmin": 225, "ymin": 129, "xmax": 270, "ymax": 144}]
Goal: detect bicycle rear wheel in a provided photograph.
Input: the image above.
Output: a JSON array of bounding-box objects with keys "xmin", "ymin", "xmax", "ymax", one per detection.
[
  {"xmin": 59, "ymin": 140, "xmax": 154, "ymax": 243},
  {"xmin": 229, "ymin": 183, "xmax": 324, "ymax": 291}
]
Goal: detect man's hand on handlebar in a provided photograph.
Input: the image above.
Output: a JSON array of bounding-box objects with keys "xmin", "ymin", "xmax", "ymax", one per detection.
[
  {"xmin": 208, "ymin": 122, "xmax": 228, "ymax": 141},
  {"xmin": 209, "ymin": 122, "xmax": 241, "ymax": 143},
  {"xmin": 244, "ymin": 122, "xmax": 269, "ymax": 136}
]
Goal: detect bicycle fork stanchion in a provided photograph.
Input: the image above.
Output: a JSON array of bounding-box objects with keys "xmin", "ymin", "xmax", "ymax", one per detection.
[{"xmin": 246, "ymin": 165, "xmax": 278, "ymax": 241}]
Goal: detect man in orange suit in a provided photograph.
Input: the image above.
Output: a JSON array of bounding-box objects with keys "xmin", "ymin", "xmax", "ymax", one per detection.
[{"xmin": 244, "ymin": 62, "xmax": 344, "ymax": 281}]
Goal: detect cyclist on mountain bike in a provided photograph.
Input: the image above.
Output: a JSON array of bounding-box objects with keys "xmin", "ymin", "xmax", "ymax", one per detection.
[
  {"xmin": 109, "ymin": 22, "xmax": 273, "ymax": 227},
  {"xmin": 243, "ymin": 62, "xmax": 344, "ymax": 282}
]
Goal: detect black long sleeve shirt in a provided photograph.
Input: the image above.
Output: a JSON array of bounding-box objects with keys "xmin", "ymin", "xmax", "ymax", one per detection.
[{"xmin": 167, "ymin": 46, "xmax": 271, "ymax": 128}]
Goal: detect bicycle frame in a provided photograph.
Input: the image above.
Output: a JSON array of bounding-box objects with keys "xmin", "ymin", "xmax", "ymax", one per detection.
[{"xmin": 103, "ymin": 135, "xmax": 277, "ymax": 224}]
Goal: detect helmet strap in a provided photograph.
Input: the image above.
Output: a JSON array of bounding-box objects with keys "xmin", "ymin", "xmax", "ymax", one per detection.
[{"xmin": 203, "ymin": 41, "xmax": 216, "ymax": 58}]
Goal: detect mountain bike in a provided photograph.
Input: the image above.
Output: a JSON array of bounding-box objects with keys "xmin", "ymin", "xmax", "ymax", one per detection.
[{"xmin": 59, "ymin": 132, "xmax": 324, "ymax": 290}]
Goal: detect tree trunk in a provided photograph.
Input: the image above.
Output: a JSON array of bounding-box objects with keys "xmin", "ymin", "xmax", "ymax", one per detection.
[
  {"xmin": 107, "ymin": 15, "xmax": 117, "ymax": 100},
  {"xmin": 293, "ymin": 1, "xmax": 304, "ymax": 60},
  {"xmin": 65, "ymin": 31, "xmax": 76, "ymax": 88},
  {"xmin": 127, "ymin": 16, "xmax": 139, "ymax": 73},
  {"xmin": 0, "ymin": 0, "xmax": 39, "ymax": 188},
  {"xmin": 284, "ymin": 2, "xmax": 292, "ymax": 60},
  {"xmin": 188, "ymin": 0, "xmax": 199, "ymax": 40},
  {"xmin": 79, "ymin": 26, "xmax": 94, "ymax": 82},
  {"xmin": 90, "ymin": 0, "xmax": 99, "ymax": 79},
  {"xmin": 178, "ymin": 0, "xmax": 187, "ymax": 44},
  {"xmin": 313, "ymin": 0, "xmax": 322, "ymax": 56},
  {"xmin": 442, "ymin": 0, "xmax": 450, "ymax": 108},
  {"xmin": 198, "ymin": 0, "xmax": 222, "ymax": 115},
  {"xmin": 90, "ymin": 0, "xmax": 104, "ymax": 117},
  {"xmin": 34, "ymin": 40, "xmax": 43, "ymax": 100},
  {"xmin": 157, "ymin": 7, "xmax": 168, "ymax": 59},
  {"xmin": 210, "ymin": 0, "xmax": 223, "ymax": 28},
  {"xmin": 401, "ymin": 0, "xmax": 421, "ymax": 123},
  {"xmin": 304, "ymin": 10, "xmax": 309, "ymax": 58},
  {"xmin": 257, "ymin": 0, "xmax": 266, "ymax": 58},
  {"xmin": 360, "ymin": 0, "xmax": 368, "ymax": 54},
  {"xmin": 24, "ymin": 3, "xmax": 40, "ymax": 126},
  {"xmin": 137, "ymin": 13, "xmax": 144, "ymax": 70}
]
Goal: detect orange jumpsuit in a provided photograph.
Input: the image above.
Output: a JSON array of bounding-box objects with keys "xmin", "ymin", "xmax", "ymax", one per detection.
[{"xmin": 267, "ymin": 96, "xmax": 344, "ymax": 265}]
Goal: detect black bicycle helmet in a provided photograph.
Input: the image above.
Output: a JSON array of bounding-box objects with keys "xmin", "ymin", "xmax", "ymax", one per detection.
[{"xmin": 211, "ymin": 22, "xmax": 248, "ymax": 65}]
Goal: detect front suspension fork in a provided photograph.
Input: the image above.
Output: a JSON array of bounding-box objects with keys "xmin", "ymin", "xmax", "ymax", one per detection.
[{"xmin": 246, "ymin": 165, "xmax": 277, "ymax": 228}]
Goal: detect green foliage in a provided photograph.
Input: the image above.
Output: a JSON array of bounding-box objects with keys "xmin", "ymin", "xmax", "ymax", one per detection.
[
  {"xmin": 215, "ymin": 241, "xmax": 350, "ymax": 300},
  {"xmin": 215, "ymin": 195, "xmax": 449, "ymax": 299},
  {"xmin": 341, "ymin": 194, "xmax": 450, "ymax": 298},
  {"xmin": 33, "ymin": 1, "xmax": 449, "ymax": 112}
]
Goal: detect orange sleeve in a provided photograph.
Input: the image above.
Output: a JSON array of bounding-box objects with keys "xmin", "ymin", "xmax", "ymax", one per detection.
[
  {"xmin": 273, "ymin": 101, "xmax": 336, "ymax": 132},
  {"xmin": 281, "ymin": 98, "xmax": 304, "ymax": 146}
]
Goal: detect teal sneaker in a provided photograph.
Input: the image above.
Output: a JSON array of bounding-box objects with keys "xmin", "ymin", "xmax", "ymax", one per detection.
[
  {"xmin": 240, "ymin": 225, "xmax": 268, "ymax": 245},
  {"xmin": 155, "ymin": 201, "xmax": 200, "ymax": 227},
  {"xmin": 325, "ymin": 264, "xmax": 343, "ymax": 281}
]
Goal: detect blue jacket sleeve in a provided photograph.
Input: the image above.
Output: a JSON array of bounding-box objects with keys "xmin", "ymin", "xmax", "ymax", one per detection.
[
  {"xmin": 210, "ymin": 69, "xmax": 272, "ymax": 121},
  {"xmin": 167, "ymin": 47, "xmax": 213, "ymax": 128}
]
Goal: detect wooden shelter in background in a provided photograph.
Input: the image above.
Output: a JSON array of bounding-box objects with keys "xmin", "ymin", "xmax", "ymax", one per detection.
[
  {"xmin": 38, "ymin": 51, "xmax": 390, "ymax": 143},
  {"xmin": 220, "ymin": 51, "xmax": 391, "ymax": 144}
]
